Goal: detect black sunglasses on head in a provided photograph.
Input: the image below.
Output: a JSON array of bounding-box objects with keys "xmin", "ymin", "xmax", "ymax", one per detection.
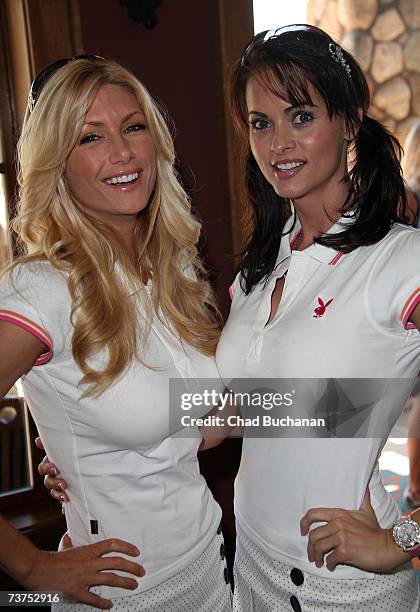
[{"xmin": 28, "ymin": 54, "xmax": 105, "ymax": 112}]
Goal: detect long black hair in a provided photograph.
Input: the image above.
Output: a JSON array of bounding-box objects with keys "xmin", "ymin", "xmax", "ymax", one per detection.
[{"xmin": 230, "ymin": 25, "xmax": 408, "ymax": 294}]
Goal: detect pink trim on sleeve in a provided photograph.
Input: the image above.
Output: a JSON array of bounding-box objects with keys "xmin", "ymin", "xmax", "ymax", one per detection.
[
  {"xmin": 0, "ymin": 309, "xmax": 53, "ymax": 365},
  {"xmin": 401, "ymin": 288, "xmax": 420, "ymax": 330},
  {"xmin": 229, "ymin": 284, "xmax": 234, "ymax": 300}
]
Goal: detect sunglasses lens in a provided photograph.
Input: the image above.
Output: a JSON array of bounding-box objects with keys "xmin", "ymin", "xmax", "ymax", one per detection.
[
  {"xmin": 30, "ymin": 59, "xmax": 69, "ymax": 109},
  {"xmin": 29, "ymin": 55, "xmax": 104, "ymax": 111}
]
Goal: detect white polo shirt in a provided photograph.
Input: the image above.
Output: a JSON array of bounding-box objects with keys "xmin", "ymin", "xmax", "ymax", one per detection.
[
  {"xmin": 0, "ymin": 262, "xmax": 222, "ymax": 598},
  {"xmin": 217, "ymin": 215, "xmax": 420, "ymax": 579}
]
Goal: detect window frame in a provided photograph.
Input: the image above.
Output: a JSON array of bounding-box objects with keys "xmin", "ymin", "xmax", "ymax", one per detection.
[
  {"xmin": 0, "ymin": 1, "xmax": 41, "ymax": 514},
  {"xmin": 0, "ymin": 0, "xmax": 80, "ymax": 523},
  {"xmin": 0, "ymin": 0, "xmax": 18, "ymax": 242}
]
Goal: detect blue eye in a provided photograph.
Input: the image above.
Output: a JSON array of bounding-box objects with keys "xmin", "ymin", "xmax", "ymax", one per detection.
[
  {"xmin": 293, "ymin": 111, "xmax": 313, "ymax": 125},
  {"xmin": 79, "ymin": 133, "xmax": 99, "ymax": 145},
  {"xmin": 250, "ymin": 118, "xmax": 270, "ymax": 131},
  {"xmin": 125, "ymin": 123, "xmax": 146, "ymax": 133}
]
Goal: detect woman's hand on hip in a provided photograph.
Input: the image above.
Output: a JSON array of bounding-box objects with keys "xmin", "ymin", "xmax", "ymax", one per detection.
[
  {"xmin": 300, "ymin": 489, "xmax": 409, "ymax": 572},
  {"xmin": 25, "ymin": 538, "xmax": 145, "ymax": 609}
]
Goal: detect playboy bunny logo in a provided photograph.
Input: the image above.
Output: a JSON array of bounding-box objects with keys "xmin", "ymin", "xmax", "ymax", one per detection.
[{"xmin": 313, "ymin": 297, "xmax": 333, "ymax": 318}]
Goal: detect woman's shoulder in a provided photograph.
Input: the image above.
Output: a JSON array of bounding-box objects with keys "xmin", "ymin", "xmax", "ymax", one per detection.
[
  {"xmin": 1, "ymin": 260, "xmax": 69, "ymax": 304},
  {"xmin": 388, "ymin": 222, "xmax": 420, "ymax": 237},
  {"xmin": 4, "ymin": 259, "xmax": 67, "ymax": 284},
  {"xmin": 377, "ymin": 223, "xmax": 420, "ymax": 253},
  {"xmin": 353, "ymin": 224, "xmax": 420, "ymax": 284},
  {"xmin": 366, "ymin": 224, "xmax": 420, "ymax": 330}
]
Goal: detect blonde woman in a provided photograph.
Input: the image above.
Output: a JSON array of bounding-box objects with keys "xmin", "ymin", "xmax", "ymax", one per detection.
[{"xmin": 0, "ymin": 57, "xmax": 231, "ymax": 611}]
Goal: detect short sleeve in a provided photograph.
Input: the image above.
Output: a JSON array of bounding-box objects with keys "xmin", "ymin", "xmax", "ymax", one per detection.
[
  {"xmin": 368, "ymin": 227, "xmax": 420, "ymax": 331},
  {"xmin": 0, "ymin": 262, "xmax": 68, "ymax": 365}
]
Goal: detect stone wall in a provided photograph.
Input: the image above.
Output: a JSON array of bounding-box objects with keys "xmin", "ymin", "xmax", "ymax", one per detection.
[{"xmin": 307, "ymin": 0, "xmax": 420, "ymax": 145}]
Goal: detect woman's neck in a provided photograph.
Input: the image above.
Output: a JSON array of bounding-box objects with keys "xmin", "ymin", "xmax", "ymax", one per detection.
[{"xmin": 292, "ymin": 186, "xmax": 350, "ymax": 250}]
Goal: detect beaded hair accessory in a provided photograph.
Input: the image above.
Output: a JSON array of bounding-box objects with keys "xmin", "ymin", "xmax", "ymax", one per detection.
[
  {"xmin": 241, "ymin": 25, "xmax": 353, "ymax": 79},
  {"xmin": 328, "ymin": 43, "xmax": 352, "ymax": 77}
]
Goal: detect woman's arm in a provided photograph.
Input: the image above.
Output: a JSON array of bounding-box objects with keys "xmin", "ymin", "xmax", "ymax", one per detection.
[
  {"xmin": 300, "ymin": 490, "xmax": 412, "ymax": 572},
  {"xmin": 0, "ymin": 321, "xmax": 145, "ymax": 608},
  {"xmin": 199, "ymin": 398, "xmax": 241, "ymax": 451},
  {"xmin": 0, "ymin": 515, "xmax": 144, "ymax": 609},
  {"xmin": 0, "ymin": 320, "xmax": 46, "ymax": 398}
]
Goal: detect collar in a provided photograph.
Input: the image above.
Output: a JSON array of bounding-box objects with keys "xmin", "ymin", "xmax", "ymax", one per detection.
[{"xmin": 275, "ymin": 212, "xmax": 356, "ymax": 268}]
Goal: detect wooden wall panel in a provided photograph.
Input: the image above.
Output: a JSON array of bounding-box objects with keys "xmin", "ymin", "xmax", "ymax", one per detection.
[
  {"xmin": 23, "ymin": 0, "xmax": 83, "ymax": 76},
  {"xmin": 218, "ymin": 0, "xmax": 254, "ymax": 258}
]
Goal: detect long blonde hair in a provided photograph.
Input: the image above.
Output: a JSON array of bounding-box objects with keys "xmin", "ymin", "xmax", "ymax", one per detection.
[
  {"xmin": 13, "ymin": 59, "xmax": 220, "ymax": 395},
  {"xmin": 402, "ymin": 120, "xmax": 420, "ymax": 194}
]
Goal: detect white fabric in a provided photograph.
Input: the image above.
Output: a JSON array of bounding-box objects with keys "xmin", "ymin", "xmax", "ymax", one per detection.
[
  {"xmin": 53, "ymin": 532, "xmax": 232, "ymax": 611},
  {"xmin": 233, "ymin": 524, "xmax": 419, "ymax": 612},
  {"xmin": 216, "ymin": 217, "xmax": 420, "ymax": 580},
  {"xmin": 0, "ymin": 262, "xmax": 222, "ymax": 599}
]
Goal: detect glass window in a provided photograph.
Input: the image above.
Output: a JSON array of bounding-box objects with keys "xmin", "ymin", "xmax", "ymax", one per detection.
[
  {"xmin": 0, "ymin": 6, "xmax": 35, "ymax": 507},
  {"xmin": 253, "ymin": 0, "xmax": 309, "ymax": 33}
]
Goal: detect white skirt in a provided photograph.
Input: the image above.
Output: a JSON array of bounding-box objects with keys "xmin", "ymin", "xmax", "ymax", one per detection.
[
  {"xmin": 233, "ymin": 524, "xmax": 419, "ymax": 612},
  {"xmin": 53, "ymin": 531, "xmax": 232, "ymax": 611}
]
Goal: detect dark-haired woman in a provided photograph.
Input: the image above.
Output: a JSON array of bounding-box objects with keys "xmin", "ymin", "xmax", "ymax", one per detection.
[{"xmin": 216, "ymin": 25, "xmax": 420, "ymax": 610}]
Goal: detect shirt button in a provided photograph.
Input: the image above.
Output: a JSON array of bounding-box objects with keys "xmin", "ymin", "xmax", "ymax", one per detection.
[
  {"xmin": 220, "ymin": 542, "xmax": 225, "ymax": 559},
  {"xmin": 290, "ymin": 567, "xmax": 304, "ymax": 586},
  {"xmin": 224, "ymin": 567, "xmax": 230, "ymax": 584},
  {"xmin": 290, "ymin": 595, "xmax": 302, "ymax": 612}
]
